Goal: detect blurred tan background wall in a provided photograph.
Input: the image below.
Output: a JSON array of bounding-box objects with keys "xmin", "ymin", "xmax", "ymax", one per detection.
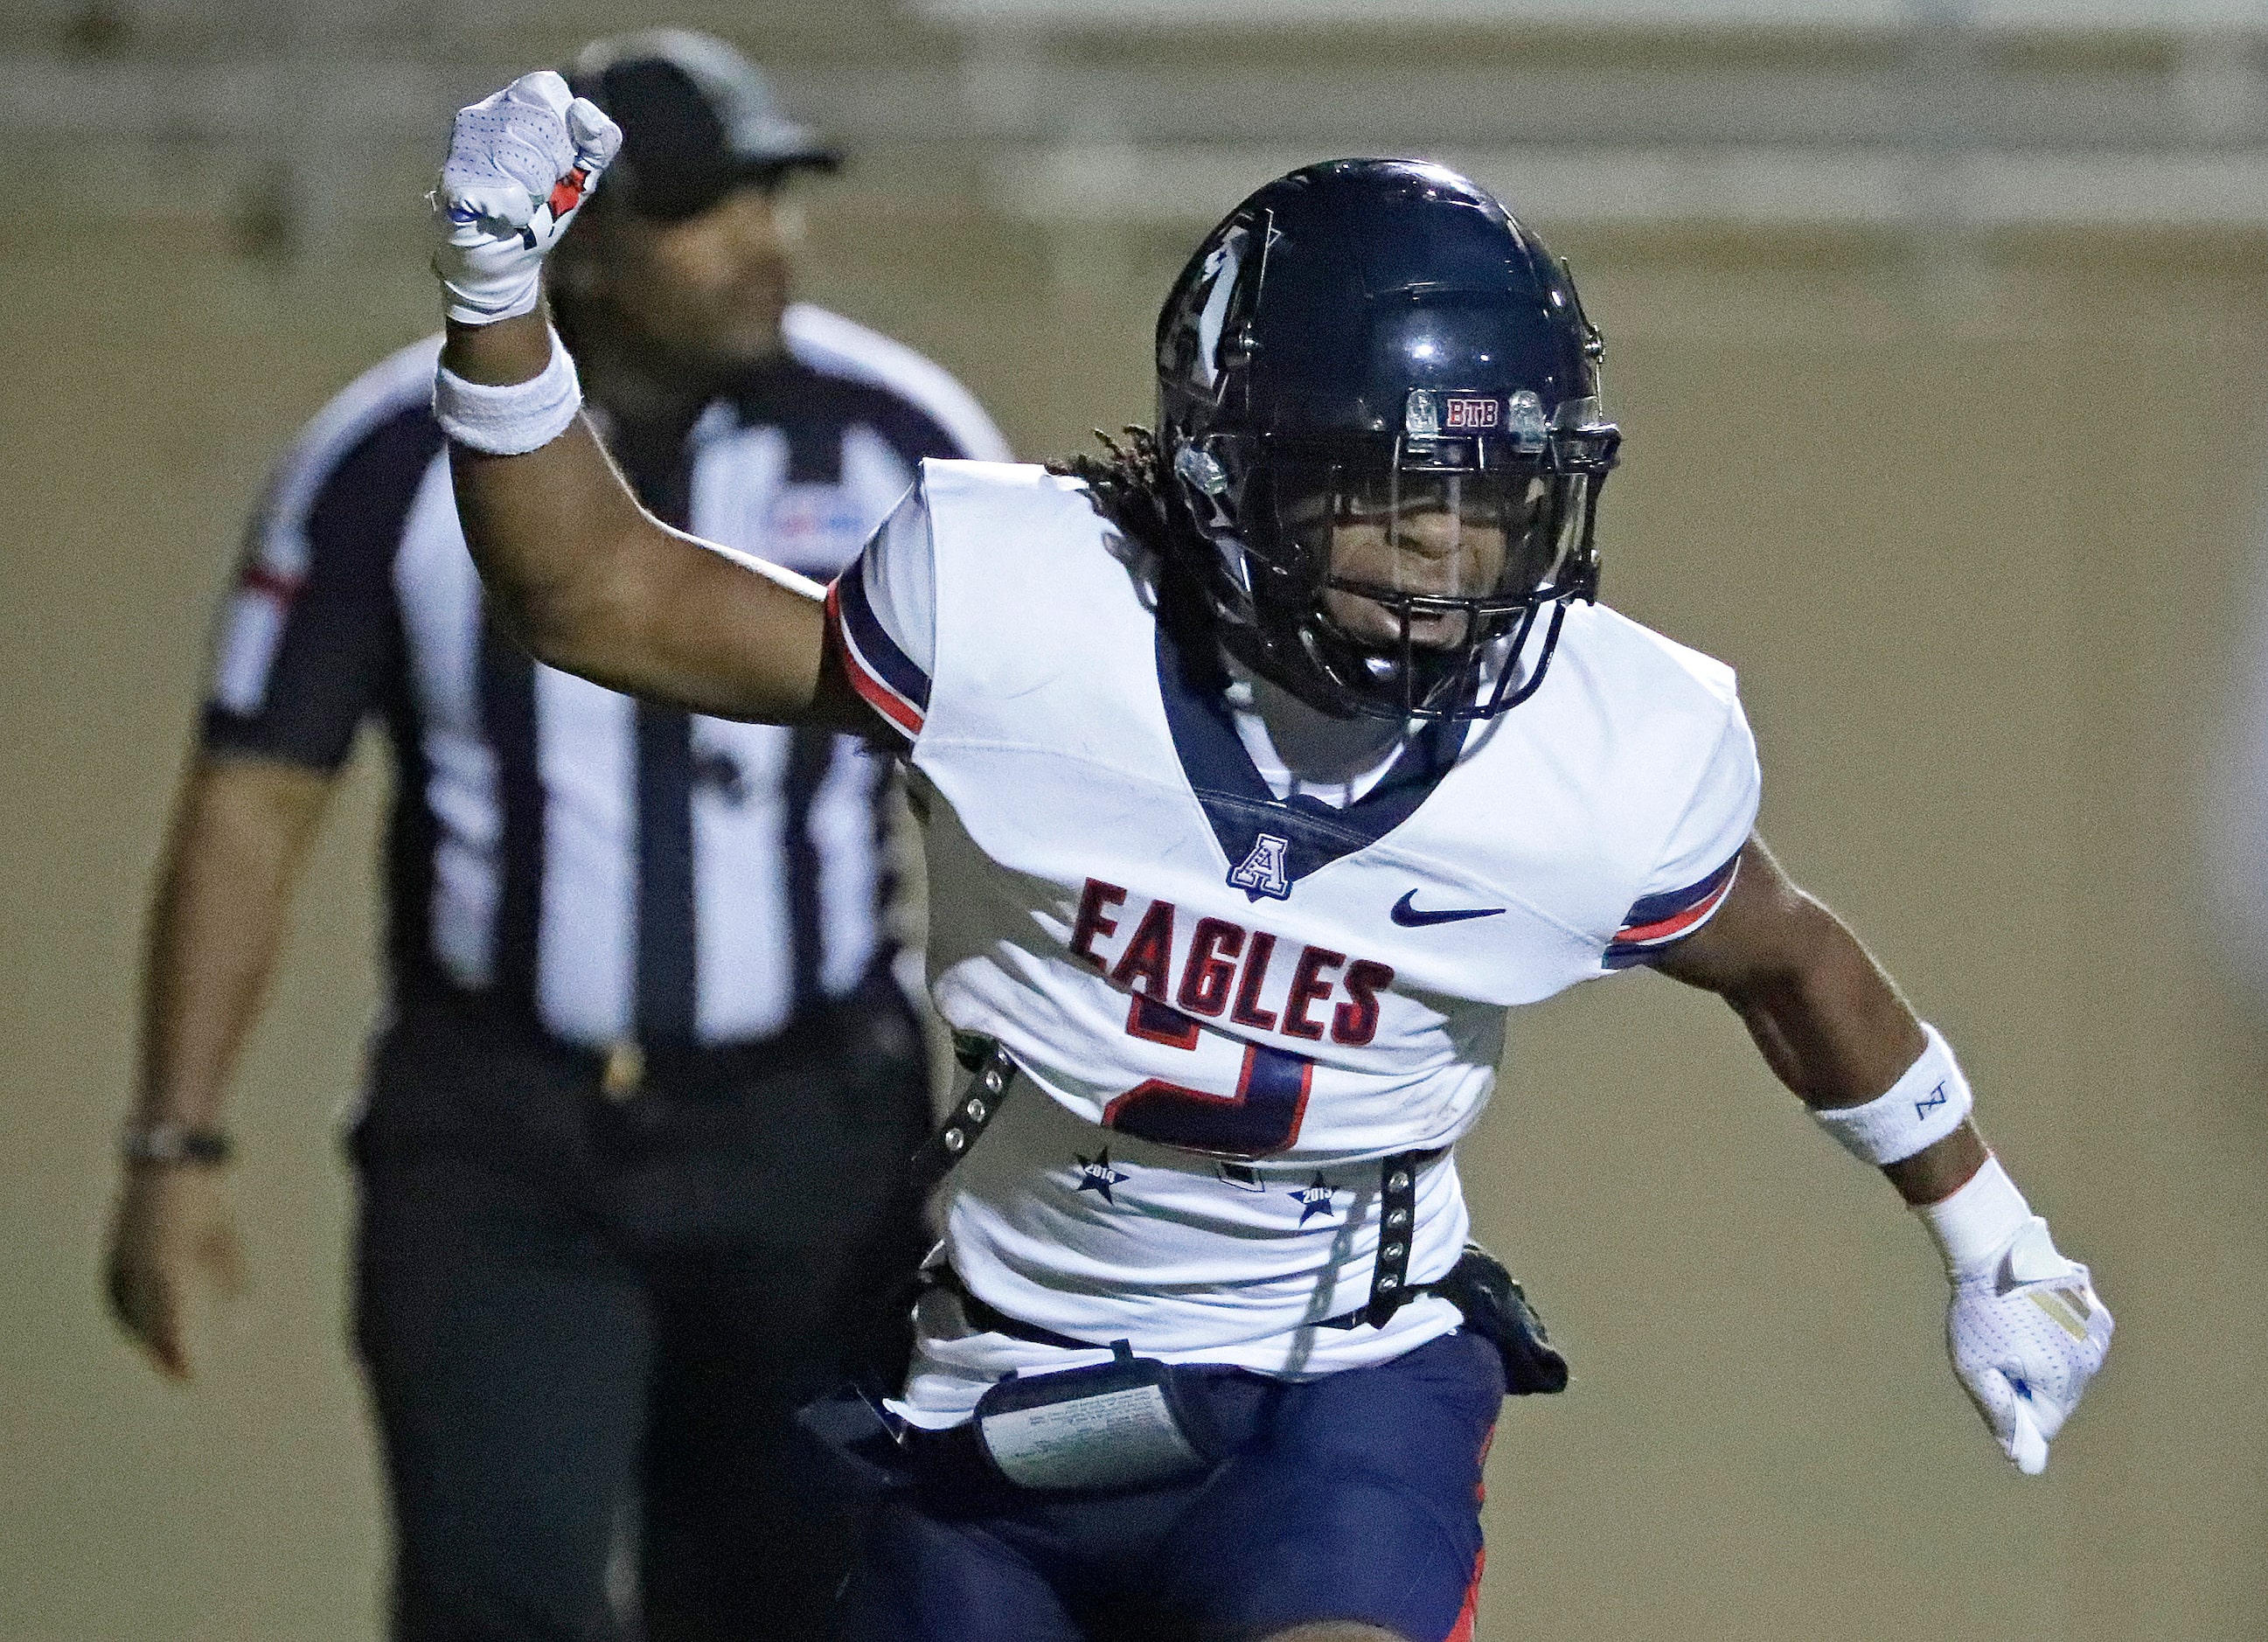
[{"xmin": 4, "ymin": 3, "xmax": 2268, "ymax": 1639}]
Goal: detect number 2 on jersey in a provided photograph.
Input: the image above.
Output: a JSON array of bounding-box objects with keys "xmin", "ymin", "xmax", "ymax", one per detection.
[{"xmin": 1102, "ymin": 995, "xmax": 1314, "ymax": 1158}]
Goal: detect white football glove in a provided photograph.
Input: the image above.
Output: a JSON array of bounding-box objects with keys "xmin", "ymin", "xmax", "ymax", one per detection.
[
  {"xmin": 1943, "ymin": 1214, "xmax": 2112, "ymax": 1474},
  {"xmin": 430, "ymin": 70, "xmax": 623, "ymax": 326}
]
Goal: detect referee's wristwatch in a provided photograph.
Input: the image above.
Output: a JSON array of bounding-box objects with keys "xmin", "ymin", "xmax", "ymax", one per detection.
[{"xmin": 120, "ymin": 1123, "xmax": 233, "ymax": 1166}]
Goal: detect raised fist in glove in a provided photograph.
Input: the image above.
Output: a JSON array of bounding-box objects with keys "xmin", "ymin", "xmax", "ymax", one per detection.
[
  {"xmin": 1927, "ymin": 1161, "xmax": 2113, "ymax": 1474},
  {"xmin": 431, "ymin": 70, "xmax": 623, "ymax": 326}
]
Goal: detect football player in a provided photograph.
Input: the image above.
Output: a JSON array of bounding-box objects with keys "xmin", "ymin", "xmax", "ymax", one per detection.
[{"xmin": 420, "ymin": 73, "xmax": 2112, "ymax": 1642}]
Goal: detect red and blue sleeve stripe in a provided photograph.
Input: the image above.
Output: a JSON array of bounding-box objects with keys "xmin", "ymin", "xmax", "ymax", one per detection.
[
  {"xmin": 825, "ymin": 565, "xmax": 930, "ymax": 742},
  {"xmin": 1602, "ymin": 852, "xmax": 1741, "ymax": 969}
]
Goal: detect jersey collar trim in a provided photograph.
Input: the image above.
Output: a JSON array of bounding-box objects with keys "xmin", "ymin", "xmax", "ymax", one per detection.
[{"xmin": 1153, "ymin": 619, "xmax": 1462, "ymax": 898}]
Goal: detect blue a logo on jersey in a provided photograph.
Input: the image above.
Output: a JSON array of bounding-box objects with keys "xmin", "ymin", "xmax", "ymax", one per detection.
[{"xmin": 1228, "ymin": 833, "xmax": 1292, "ymax": 901}]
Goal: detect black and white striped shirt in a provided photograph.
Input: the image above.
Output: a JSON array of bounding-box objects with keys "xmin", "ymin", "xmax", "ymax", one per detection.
[{"xmin": 205, "ymin": 306, "xmax": 1008, "ymax": 1048}]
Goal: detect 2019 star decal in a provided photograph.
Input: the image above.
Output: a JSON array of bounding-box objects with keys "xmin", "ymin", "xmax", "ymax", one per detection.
[
  {"xmin": 1074, "ymin": 1149, "xmax": 1129, "ymax": 1204},
  {"xmin": 1290, "ymin": 1173, "xmax": 1337, "ymax": 1226}
]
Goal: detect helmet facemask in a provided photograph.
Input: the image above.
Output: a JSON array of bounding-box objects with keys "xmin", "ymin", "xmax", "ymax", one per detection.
[{"xmin": 1177, "ymin": 397, "xmax": 1618, "ymax": 722}]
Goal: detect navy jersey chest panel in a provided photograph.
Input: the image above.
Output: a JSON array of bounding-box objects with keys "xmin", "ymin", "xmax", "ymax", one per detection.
[{"xmin": 1151, "ymin": 616, "xmax": 1464, "ymax": 898}]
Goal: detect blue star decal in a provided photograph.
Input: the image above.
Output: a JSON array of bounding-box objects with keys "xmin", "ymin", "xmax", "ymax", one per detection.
[
  {"xmin": 1074, "ymin": 1149, "xmax": 1128, "ymax": 1204},
  {"xmin": 1290, "ymin": 1173, "xmax": 1337, "ymax": 1226}
]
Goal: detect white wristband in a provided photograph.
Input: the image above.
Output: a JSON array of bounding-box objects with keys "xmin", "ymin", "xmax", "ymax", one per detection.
[
  {"xmin": 432, "ymin": 329, "xmax": 582, "ymax": 455},
  {"xmin": 1915, "ymin": 1153, "xmax": 2034, "ymax": 1276},
  {"xmin": 1810, "ymin": 1023, "xmax": 1972, "ymax": 1165}
]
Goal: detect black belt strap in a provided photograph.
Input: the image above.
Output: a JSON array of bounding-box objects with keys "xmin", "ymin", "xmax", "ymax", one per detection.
[
  {"xmin": 943, "ymin": 1265, "xmax": 1445, "ymax": 1349},
  {"xmin": 905, "ymin": 1035, "xmax": 1016, "ymax": 1200},
  {"xmin": 929, "ymin": 1266, "xmax": 1099, "ymax": 1352},
  {"xmin": 1363, "ymin": 1149, "xmax": 1428, "ymax": 1327}
]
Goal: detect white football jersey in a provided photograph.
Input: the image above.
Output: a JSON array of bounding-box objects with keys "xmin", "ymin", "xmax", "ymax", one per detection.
[{"xmin": 828, "ymin": 460, "xmax": 1759, "ymax": 1423}]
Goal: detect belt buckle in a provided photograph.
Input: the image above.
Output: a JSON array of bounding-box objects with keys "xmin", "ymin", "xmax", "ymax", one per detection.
[{"xmin": 601, "ymin": 1040, "xmax": 645, "ymax": 1102}]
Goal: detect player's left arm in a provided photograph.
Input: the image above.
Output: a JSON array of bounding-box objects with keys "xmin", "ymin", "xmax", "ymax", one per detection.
[
  {"xmin": 1655, "ymin": 835, "xmax": 2113, "ymax": 1474},
  {"xmin": 1652, "ymin": 836, "xmax": 1978, "ymax": 1200}
]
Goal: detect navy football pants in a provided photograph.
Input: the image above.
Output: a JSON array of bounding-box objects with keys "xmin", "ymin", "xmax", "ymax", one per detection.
[{"xmin": 837, "ymin": 1328, "xmax": 1503, "ymax": 1642}]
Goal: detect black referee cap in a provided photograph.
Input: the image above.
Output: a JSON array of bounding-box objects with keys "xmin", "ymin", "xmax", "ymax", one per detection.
[{"xmin": 567, "ymin": 29, "xmax": 842, "ymax": 221}]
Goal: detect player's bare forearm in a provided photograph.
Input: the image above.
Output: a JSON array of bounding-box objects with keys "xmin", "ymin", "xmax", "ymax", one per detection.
[
  {"xmin": 442, "ymin": 315, "xmax": 863, "ymax": 728},
  {"xmin": 1654, "ymin": 835, "xmax": 1988, "ymax": 1205}
]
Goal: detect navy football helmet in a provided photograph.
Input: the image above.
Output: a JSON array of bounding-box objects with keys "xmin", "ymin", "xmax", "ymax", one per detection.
[{"xmin": 1157, "ymin": 159, "xmax": 1619, "ymax": 721}]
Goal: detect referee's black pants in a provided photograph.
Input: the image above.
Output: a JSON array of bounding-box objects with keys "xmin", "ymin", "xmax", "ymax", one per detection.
[{"xmin": 349, "ymin": 983, "xmax": 933, "ymax": 1642}]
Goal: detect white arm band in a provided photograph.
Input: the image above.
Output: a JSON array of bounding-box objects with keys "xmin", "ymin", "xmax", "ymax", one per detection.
[
  {"xmin": 431, "ymin": 327, "xmax": 582, "ymax": 455},
  {"xmin": 1809, "ymin": 1022, "xmax": 1972, "ymax": 1165}
]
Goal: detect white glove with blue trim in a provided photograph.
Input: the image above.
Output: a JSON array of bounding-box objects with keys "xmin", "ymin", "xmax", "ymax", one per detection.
[
  {"xmin": 1924, "ymin": 1158, "xmax": 2113, "ymax": 1474},
  {"xmin": 430, "ymin": 70, "xmax": 622, "ymax": 326}
]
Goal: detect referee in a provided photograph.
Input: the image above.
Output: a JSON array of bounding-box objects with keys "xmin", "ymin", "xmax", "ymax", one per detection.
[{"xmin": 103, "ymin": 30, "xmax": 1008, "ymax": 1642}]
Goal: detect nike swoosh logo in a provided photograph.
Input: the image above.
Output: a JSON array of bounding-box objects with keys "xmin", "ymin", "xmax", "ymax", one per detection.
[{"xmin": 1390, "ymin": 890, "xmax": 1506, "ymax": 928}]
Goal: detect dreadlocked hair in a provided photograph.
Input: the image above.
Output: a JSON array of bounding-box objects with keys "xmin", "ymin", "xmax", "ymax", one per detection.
[
  {"xmin": 1046, "ymin": 426, "xmax": 1174, "ymax": 550},
  {"xmin": 1047, "ymin": 425, "xmax": 1228, "ymax": 693}
]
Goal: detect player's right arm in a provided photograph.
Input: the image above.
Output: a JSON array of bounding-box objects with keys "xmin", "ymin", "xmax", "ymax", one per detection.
[{"xmin": 432, "ymin": 74, "xmax": 866, "ymax": 731}]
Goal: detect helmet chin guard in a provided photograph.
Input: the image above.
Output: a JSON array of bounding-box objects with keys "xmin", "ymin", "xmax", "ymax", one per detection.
[{"xmin": 1157, "ymin": 160, "xmax": 1620, "ymax": 722}]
